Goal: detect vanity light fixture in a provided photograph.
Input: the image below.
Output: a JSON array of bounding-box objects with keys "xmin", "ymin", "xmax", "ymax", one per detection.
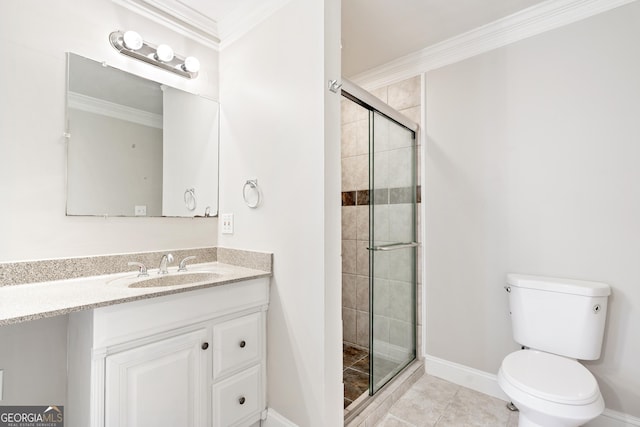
[
  {"xmin": 122, "ymin": 30, "xmax": 143, "ymax": 50},
  {"xmin": 109, "ymin": 30, "xmax": 199, "ymax": 79},
  {"xmin": 154, "ymin": 44, "xmax": 174, "ymax": 62}
]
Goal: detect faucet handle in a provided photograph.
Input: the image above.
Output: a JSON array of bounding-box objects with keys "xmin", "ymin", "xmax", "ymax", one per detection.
[
  {"xmin": 178, "ymin": 256, "xmax": 197, "ymax": 272},
  {"xmin": 128, "ymin": 261, "xmax": 149, "ymax": 277},
  {"xmin": 158, "ymin": 253, "xmax": 174, "ymax": 275}
]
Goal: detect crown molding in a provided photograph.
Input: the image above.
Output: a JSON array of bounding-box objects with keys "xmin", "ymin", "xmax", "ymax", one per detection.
[
  {"xmin": 68, "ymin": 92, "xmax": 163, "ymax": 129},
  {"xmin": 141, "ymin": 0, "xmax": 218, "ymax": 36},
  {"xmin": 111, "ymin": 0, "xmax": 293, "ymax": 51},
  {"xmin": 112, "ymin": 0, "xmax": 220, "ymax": 50},
  {"xmin": 351, "ymin": 0, "xmax": 638, "ymax": 90}
]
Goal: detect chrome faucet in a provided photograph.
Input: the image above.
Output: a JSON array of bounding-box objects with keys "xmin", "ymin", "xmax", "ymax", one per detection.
[
  {"xmin": 158, "ymin": 253, "xmax": 174, "ymax": 274},
  {"xmin": 178, "ymin": 256, "xmax": 197, "ymax": 272},
  {"xmin": 128, "ymin": 261, "xmax": 148, "ymax": 277}
]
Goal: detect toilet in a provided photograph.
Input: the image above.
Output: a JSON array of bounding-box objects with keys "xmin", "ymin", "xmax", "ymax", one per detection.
[{"xmin": 498, "ymin": 274, "xmax": 611, "ymax": 427}]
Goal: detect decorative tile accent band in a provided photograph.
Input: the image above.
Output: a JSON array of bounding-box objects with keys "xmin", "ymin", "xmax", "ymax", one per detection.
[
  {"xmin": 0, "ymin": 247, "xmax": 273, "ymax": 287},
  {"xmin": 342, "ymin": 185, "xmax": 421, "ymax": 206},
  {"xmin": 342, "ymin": 191, "xmax": 357, "ymax": 206},
  {"xmin": 356, "ymin": 190, "xmax": 370, "ymax": 206}
]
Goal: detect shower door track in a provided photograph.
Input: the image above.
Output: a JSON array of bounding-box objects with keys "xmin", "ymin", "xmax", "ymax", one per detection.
[{"xmin": 341, "ymin": 78, "xmax": 419, "ymax": 133}]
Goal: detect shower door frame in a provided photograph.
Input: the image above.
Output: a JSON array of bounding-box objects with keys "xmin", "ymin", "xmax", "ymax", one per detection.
[
  {"xmin": 341, "ymin": 78, "xmax": 420, "ymax": 400},
  {"xmin": 368, "ymin": 109, "xmax": 417, "ymax": 394}
]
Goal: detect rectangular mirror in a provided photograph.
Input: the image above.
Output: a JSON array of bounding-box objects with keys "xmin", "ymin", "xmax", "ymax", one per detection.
[{"xmin": 65, "ymin": 53, "xmax": 218, "ymax": 218}]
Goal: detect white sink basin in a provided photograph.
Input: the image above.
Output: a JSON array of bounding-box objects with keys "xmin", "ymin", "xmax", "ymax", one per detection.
[
  {"xmin": 129, "ymin": 272, "xmax": 221, "ymax": 288},
  {"xmin": 109, "ymin": 271, "xmax": 221, "ymax": 289}
]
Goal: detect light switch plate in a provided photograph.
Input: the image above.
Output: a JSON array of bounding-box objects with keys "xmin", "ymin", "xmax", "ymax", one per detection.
[{"xmin": 221, "ymin": 213, "xmax": 234, "ymax": 234}]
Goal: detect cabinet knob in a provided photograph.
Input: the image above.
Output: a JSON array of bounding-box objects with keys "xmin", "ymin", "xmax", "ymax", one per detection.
[
  {"xmin": 239, "ymin": 340, "xmax": 246, "ymax": 348},
  {"xmin": 239, "ymin": 396, "xmax": 246, "ymax": 405},
  {"xmin": 201, "ymin": 342, "xmax": 209, "ymax": 350}
]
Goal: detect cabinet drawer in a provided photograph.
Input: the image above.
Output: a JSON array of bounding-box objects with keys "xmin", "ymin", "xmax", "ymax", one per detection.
[
  {"xmin": 213, "ymin": 313, "xmax": 261, "ymax": 379},
  {"xmin": 212, "ymin": 365, "xmax": 261, "ymax": 427}
]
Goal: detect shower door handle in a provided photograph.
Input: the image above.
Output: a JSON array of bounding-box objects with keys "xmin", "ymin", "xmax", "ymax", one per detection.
[{"xmin": 367, "ymin": 242, "xmax": 419, "ymax": 251}]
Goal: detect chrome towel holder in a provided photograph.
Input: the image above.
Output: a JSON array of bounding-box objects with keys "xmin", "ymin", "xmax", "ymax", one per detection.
[
  {"xmin": 184, "ymin": 188, "xmax": 197, "ymax": 211},
  {"xmin": 243, "ymin": 179, "xmax": 261, "ymax": 208}
]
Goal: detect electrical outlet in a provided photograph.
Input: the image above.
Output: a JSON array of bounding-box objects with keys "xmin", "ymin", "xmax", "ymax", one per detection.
[
  {"xmin": 134, "ymin": 205, "xmax": 147, "ymax": 216},
  {"xmin": 221, "ymin": 213, "xmax": 234, "ymax": 234}
]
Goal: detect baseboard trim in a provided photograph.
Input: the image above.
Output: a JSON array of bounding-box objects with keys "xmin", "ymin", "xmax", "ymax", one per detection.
[
  {"xmin": 586, "ymin": 409, "xmax": 640, "ymax": 427},
  {"xmin": 423, "ymin": 354, "xmax": 640, "ymax": 427},
  {"xmin": 262, "ymin": 408, "xmax": 299, "ymax": 427},
  {"xmin": 423, "ymin": 354, "xmax": 508, "ymax": 401}
]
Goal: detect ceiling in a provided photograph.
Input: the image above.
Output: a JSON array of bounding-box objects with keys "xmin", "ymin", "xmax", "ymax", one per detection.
[{"xmin": 164, "ymin": 0, "xmax": 549, "ymax": 75}]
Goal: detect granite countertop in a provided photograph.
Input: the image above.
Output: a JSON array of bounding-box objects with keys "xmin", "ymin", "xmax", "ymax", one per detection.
[{"xmin": 0, "ymin": 261, "xmax": 271, "ymax": 326}]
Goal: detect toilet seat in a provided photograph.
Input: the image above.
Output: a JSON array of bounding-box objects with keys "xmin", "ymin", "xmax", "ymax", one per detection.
[{"xmin": 500, "ymin": 350, "xmax": 600, "ymax": 405}]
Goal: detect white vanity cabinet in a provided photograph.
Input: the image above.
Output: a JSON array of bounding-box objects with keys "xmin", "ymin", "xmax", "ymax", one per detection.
[{"xmin": 68, "ymin": 278, "xmax": 269, "ymax": 427}]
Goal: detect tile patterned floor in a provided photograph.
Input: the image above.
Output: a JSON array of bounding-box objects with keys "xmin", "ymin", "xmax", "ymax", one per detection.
[
  {"xmin": 343, "ymin": 344, "xmax": 370, "ymax": 408},
  {"xmin": 375, "ymin": 374, "xmax": 519, "ymax": 427}
]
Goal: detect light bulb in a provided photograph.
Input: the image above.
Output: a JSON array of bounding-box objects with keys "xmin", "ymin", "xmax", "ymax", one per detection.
[
  {"xmin": 181, "ymin": 56, "xmax": 200, "ymax": 73},
  {"xmin": 155, "ymin": 44, "xmax": 174, "ymax": 62},
  {"xmin": 122, "ymin": 30, "xmax": 143, "ymax": 50}
]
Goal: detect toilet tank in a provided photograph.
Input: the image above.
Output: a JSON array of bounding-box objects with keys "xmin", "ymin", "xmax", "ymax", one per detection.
[{"xmin": 506, "ymin": 274, "xmax": 611, "ymax": 360}]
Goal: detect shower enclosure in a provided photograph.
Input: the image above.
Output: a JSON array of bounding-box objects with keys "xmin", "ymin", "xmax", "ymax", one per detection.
[{"xmin": 341, "ymin": 79, "xmax": 418, "ymax": 411}]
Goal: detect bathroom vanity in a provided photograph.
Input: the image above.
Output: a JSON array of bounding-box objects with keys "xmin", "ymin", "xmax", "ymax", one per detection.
[
  {"xmin": 0, "ymin": 248, "xmax": 272, "ymax": 427},
  {"xmin": 68, "ymin": 277, "xmax": 268, "ymax": 427}
]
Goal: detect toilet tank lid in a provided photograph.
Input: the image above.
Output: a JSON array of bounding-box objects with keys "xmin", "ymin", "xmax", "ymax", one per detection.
[{"xmin": 507, "ymin": 274, "xmax": 611, "ymax": 297}]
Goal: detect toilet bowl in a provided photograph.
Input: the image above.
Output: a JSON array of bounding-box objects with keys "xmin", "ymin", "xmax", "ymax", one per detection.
[
  {"xmin": 498, "ymin": 350, "xmax": 604, "ymax": 427},
  {"xmin": 499, "ymin": 274, "xmax": 610, "ymax": 427}
]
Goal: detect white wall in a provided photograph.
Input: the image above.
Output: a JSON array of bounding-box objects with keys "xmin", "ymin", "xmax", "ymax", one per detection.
[
  {"xmin": 323, "ymin": 0, "xmax": 343, "ymax": 422},
  {"xmin": 424, "ymin": 2, "xmax": 640, "ymax": 417},
  {"xmin": 0, "ymin": 0, "xmax": 219, "ymax": 263},
  {"xmin": 218, "ymin": 0, "xmax": 342, "ymax": 425},
  {"xmin": 0, "ymin": 0, "xmax": 219, "ymax": 406}
]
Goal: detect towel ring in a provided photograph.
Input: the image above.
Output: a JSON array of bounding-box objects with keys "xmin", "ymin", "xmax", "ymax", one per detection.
[
  {"xmin": 184, "ymin": 188, "xmax": 197, "ymax": 211},
  {"xmin": 243, "ymin": 179, "xmax": 261, "ymax": 208}
]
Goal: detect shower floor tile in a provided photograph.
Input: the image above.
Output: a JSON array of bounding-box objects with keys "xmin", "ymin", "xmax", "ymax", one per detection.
[
  {"xmin": 343, "ymin": 344, "xmax": 369, "ymax": 408},
  {"xmin": 344, "ymin": 344, "xmax": 368, "ymax": 367},
  {"xmin": 352, "ymin": 354, "xmax": 369, "ymax": 373},
  {"xmin": 344, "ymin": 368, "xmax": 369, "ymax": 403}
]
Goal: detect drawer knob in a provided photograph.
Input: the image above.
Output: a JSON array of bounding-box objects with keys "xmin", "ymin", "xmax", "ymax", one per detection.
[
  {"xmin": 239, "ymin": 340, "xmax": 246, "ymax": 348},
  {"xmin": 239, "ymin": 396, "xmax": 246, "ymax": 405},
  {"xmin": 201, "ymin": 342, "xmax": 209, "ymax": 350}
]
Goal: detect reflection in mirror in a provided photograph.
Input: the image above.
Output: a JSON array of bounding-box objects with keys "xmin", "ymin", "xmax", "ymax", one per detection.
[{"xmin": 65, "ymin": 53, "xmax": 218, "ymax": 218}]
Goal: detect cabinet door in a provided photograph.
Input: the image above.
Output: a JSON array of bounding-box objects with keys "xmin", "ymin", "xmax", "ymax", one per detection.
[{"xmin": 105, "ymin": 328, "xmax": 209, "ymax": 427}]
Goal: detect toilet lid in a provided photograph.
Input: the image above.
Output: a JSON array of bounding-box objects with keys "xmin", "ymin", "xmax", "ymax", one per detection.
[{"xmin": 501, "ymin": 350, "xmax": 600, "ymax": 405}]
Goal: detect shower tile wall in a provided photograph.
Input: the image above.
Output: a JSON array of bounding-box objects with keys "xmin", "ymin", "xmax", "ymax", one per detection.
[
  {"xmin": 341, "ymin": 76, "xmax": 422, "ymax": 353},
  {"xmin": 342, "ymin": 96, "xmax": 370, "ymax": 349}
]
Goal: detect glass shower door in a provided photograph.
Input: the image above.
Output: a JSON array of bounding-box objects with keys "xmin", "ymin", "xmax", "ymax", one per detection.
[{"xmin": 369, "ymin": 110, "xmax": 417, "ymax": 394}]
